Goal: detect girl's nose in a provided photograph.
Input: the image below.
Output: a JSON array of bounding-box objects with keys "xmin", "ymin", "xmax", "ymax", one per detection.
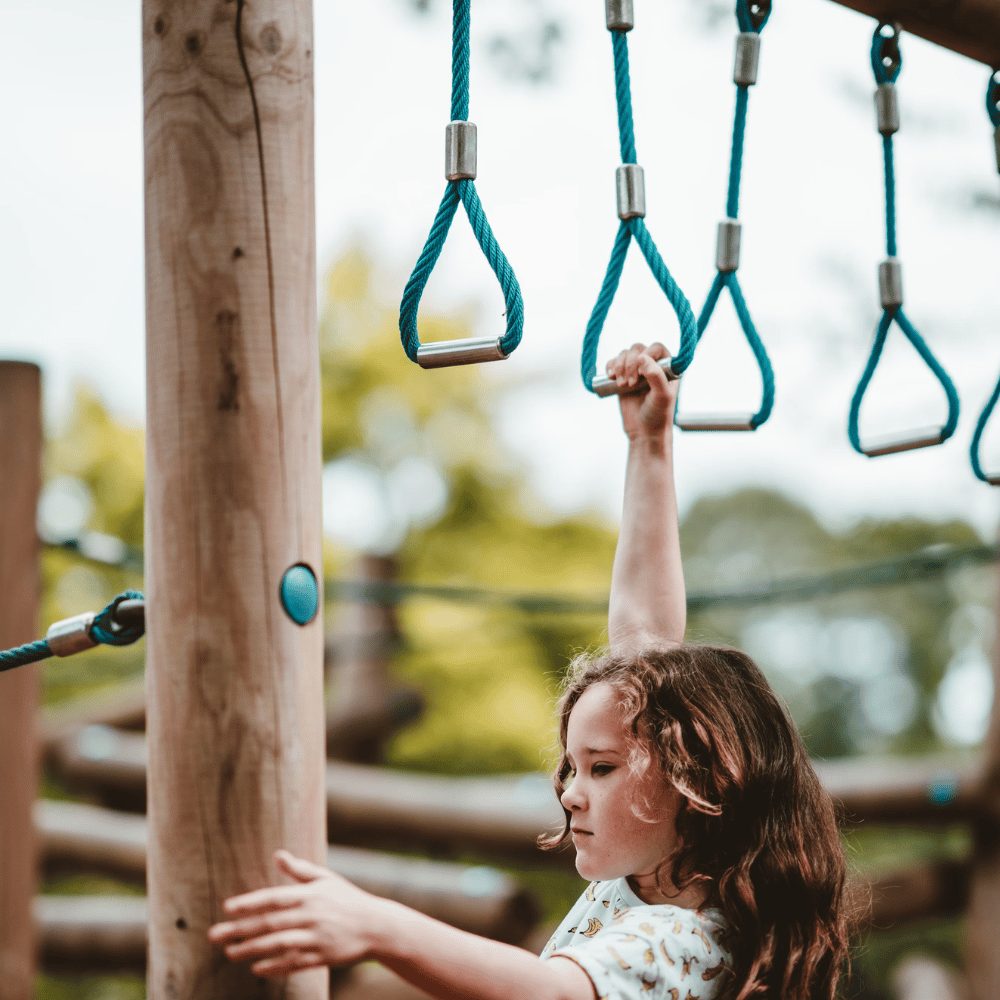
[{"xmin": 561, "ymin": 779, "xmax": 584, "ymax": 812}]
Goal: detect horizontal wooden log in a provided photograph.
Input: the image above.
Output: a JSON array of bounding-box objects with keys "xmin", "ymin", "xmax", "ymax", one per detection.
[
  {"xmin": 36, "ymin": 800, "xmax": 537, "ymax": 943},
  {"xmin": 50, "ymin": 728, "xmax": 986, "ymax": 864},
  {"xmin": 41, "ymin": 677, "xmax": 423, "ymax": 765},
  {"xmin": 36, "ymin": 897, "xmax": 450, "ymax": 997},
  {"xmin": 828, "ymin": 0, "xmax": 1000, "ymax": 67},
  {"xmin": 867, "ymin": 857, "xmax": 971, "ymax": 926},
  {"xmin": 816, "ymin": 754, "xmax": 982, "ymax": 826},
  {"xmin": 891, "ymin": 954, "xmax": 969, "ymax": 1000}
]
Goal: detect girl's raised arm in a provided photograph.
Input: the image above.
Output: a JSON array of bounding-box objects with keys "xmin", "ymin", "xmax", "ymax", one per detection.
[{"xmin": 605, "ymin": 343, "xmax": 685, "ymax": 654}]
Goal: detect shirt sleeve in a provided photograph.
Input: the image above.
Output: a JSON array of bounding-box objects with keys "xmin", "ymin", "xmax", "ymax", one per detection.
[{"xmin": 545, "ymin": 909, "xmax": 726, "ymax": 1000}]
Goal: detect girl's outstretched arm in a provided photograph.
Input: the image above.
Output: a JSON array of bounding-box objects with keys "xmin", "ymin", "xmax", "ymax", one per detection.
[
  {"xmin": 209, "ymin": 850, "xmax": 594, "ymax": 1000},
  {"xmin": 604, "ymin": 342, "xmax": 685, "ymax": 653}
]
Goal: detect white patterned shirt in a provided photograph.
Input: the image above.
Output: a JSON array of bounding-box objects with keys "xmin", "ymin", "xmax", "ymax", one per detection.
[{"xmin": 541, "ymin": 878, "xmax": 734, "ymax": 1000}]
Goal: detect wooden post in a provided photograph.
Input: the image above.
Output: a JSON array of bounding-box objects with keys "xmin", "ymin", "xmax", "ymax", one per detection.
[
  {"xmin": 0, "ymin": 362, "xmax": 42, "ymax": 1000},
  {"xmin": 966, "ymin": 543, "xmax": 1000, "ymax": 1000},
  {"xmin": 142, "ymin": 2, "xmax": 325, "ymax": 997},
  {"xmin": 824, "ymin": 0, "xmax": 1000, "ymax": 66}
]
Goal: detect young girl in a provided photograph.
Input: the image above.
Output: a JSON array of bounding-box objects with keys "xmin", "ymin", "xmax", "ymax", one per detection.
[{"xmin": 209, "ymin": 343, "xmax": 854, "ymax": 999}]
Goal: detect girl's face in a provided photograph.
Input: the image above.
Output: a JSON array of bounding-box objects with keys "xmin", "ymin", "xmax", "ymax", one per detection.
[{"xmin": 560, "ymin": 681, "xmax": 682, "ymax": 893}]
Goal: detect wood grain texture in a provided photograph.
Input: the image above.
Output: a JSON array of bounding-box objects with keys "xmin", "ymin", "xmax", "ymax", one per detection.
[
  {"xmin": 0, "ymin": 363, "xmax": 42, "ymax": 1000},
  {"xmin": 827, "ymin": 0, "xmax": 1000, "ymax": 66},
  {"xmin": 142, "ymin": 1, "xmax": 324, "ymax": 996}
]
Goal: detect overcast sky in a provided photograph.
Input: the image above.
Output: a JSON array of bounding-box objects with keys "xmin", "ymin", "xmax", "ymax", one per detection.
[{"xmin": 2, "ymin": 0, "xmax": 998, "ymax": 539}]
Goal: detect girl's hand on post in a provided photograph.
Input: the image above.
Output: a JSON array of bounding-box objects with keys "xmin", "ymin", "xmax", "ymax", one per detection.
[
  {"xmin": 208, "ymin": 849, "xmax": 383, "ymax": 978},
  {"xmin": 605, "ymin": 341, "xmax": 678, "ymax": 442}
]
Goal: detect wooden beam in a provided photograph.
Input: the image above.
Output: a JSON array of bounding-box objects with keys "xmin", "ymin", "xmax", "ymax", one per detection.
[
  {"xmin": 142, "ymin": 1, "xmax": 324, "ymax": 996},
  {"xmin": 866, "ymin": 857, "xmax": 971, "ymax": 926},
  {"xmin": 35, "ymin": 800, "xmax": 539, "ymax": 944},
  {"xmin": 50, "ymin": 728, "xmax": 986, "ymax": 863},
  {"xmin": 0, "ymin": 363, "xmax": 42, "ymax": 1000},
  {"xmin": 826, "ymin": 0, "xmax": 1000, "ymax": 67}
]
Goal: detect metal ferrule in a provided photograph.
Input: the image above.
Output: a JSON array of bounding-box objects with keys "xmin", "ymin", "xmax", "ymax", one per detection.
[
  {"xmin": 592, "ymin": 357, "xmax": 679, "ymax": 398},
  {"xmin": 675, "ymin": 413, "xmax": 756, "ymax": 432},
  {"xmin": 860, "ymin": 426, "xmax": 946, "ymax": 457},
  {"xmin": 733, "ymin": 33, "xmax": 761, "ymax": 87},
  {"xmin": 445, "ymin": 121, "xmax": 477, "ymax": 181},
  {"xmin": 616, "ymin": 164, "xmax": 646, "ymax": 220},
  {"xmin": 417, "ymin": 337, "xmax": 506, "ymax": 369},
  {"xmin": 605, "ymin": 0, "xmax": 634, "ymax": 32},
  {"xmin": 875, "ymin": 83, "xmax": 900, "ymax": 136},
  {"xmin": 994, "ymin": 126, "xmax": 1000, "ymax": 174},
  {"xmin": 716, "ymin": 219, "xmax": 742, "ymax": 273},
  {"xmin": 879, "ymin": 258, "xmax": 903, "ymax": 309},
  {"xmin": 46, "ymin": 612, "xmax": 97, "ymax": 657}
]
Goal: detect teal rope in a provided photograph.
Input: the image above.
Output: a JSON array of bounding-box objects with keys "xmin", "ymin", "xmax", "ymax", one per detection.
[
  {"xmin": 972, "ymin": 72, "xmax": 1000, "ymax": 484},
  {"xmin": 580, "ymin": 20, "xmax": 698, "ymax": 392},
  {"xmin": 0, "ymin": 638, "xmax": 52, "ymax": 672},
  {"xmin": 848, "ymin": 25, "xmax": 959, "ymax": 456},
  {"xmin": 399, "ymin": 0, "xmax": 524, "ymax": 364},
  {"xmin": 680, "ymin": 1, "xmax": 775, "ymax": 430},
  {"xmin": 0, "ymin": 590, "xmax": 145, "ymax": 674}
]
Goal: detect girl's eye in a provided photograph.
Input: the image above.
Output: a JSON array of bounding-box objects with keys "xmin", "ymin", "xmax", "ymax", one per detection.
[{"xmin": 592, "ymin": 764, "xmax": 614, "ymax": 776}]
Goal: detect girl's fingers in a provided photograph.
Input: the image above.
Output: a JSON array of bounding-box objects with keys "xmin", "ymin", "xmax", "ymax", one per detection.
[
  {"xmin": 251, "ymin": 950, "xmax": 325, "ymax": 978},
  {"xmin": 209, "ymin": 907, "xmax": 307, "ymax": 945},
  {"xmin": 224, "ymin": 927, "xmax": 315, "ymax": 963},
  {"xmin": 275, "ymin": 849, "xmax": 330, "ymax": 883},
  {"xmin": 638, "ymin": 354, "xmax": 670, "ymax": 395},
  {"xmin": 223, "ymin": 885, "xmax": 303, "ymax": 917},
  {"xmin": 647, "ymin": 341, "xmax": 669, "ymax": 361}
]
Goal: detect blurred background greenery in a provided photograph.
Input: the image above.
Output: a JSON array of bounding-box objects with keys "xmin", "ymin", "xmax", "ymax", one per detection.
[{"xmin": 32, "ymin": 249, "xmax": 995, "ymax": 997}]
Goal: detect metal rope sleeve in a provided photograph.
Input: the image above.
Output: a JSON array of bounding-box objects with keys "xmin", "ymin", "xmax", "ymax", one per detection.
[
  {"xmin": 972, "ymin": 72, "xmax": 1000, "ymax": 483},
  {"xmin": 682, "ymin": 0, "xmax": 775, "ymax": 430},
  {"xmin": 580, "ymin": 22, "xmax": 699, "ymax": 392},
  {"xmin": 848, "ymin": 24, "xmax": 960, "ymax": 456},
  {"xmin": 399, "ymin": 0, "xmax": 524, "ymax": 363},
  {"xmin": 0, "ymin": 590, "xmax": 145, "ymax": 674}
]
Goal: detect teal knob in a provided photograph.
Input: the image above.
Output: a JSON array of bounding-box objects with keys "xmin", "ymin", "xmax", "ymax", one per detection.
[{"xmin": 280, "ymin": 564, "xmax": 319, "ymax": 625}]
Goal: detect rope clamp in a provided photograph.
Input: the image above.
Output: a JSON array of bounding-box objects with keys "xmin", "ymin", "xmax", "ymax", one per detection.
[
  {"xmin": 716, "ymin": 219, "xmax": 742, "ymax": 273},
  {"xmin": 46, "ymin": 613, "xmax": 98, "ymax": 657},
  {"xmin": 734, "ymin": 33, "xmax": 761, "ymax": 87},
  {"xmin": 445, "ymin": 121, "xmax": 477, "ymax": 181},
  {"xmin": 417, "ymin": 336, "xmax": 506, "ymax": 368},
  {"xmin": 605, "ymin": 0, "xmax": 634, "ymax": 33},
  {"xmin": 616, "ymin": 164, "xmax": 646, "ymax": 220},
  {"xmin": 875, "ymin": 84, "xmax": 900, "ymax": 136},
  {"xmin": 591, "ymin": 357, "xmax": 679, "ymax": 398},
  {"xmin": 878, "ymin": 258, "xmax": 903, "ymax": 309}
]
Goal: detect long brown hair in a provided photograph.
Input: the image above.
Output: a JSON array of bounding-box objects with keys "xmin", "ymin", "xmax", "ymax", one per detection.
[{"xmin": 540, "ymin": 645, "xmax": 863, "ymax": 999}]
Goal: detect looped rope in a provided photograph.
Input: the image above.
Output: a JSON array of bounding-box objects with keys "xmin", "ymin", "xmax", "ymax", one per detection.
[
  {"xmin": 737, "ymin": 0, "xmax": 771, "ymax": 33},
  {"xmin": 399, "ymin": 0, "xmax": 524, "ymax": 363},
  {"xmin": 972, "ymin": 72, "xmax": 1000, "ymax": 484},
  {"xmin": 90, "ymin": 590, "xmax": 145, "ymax": 646},
  {"xmin": 678, "ymin": 2, "xmax": 775, "ymax": 430},
  {"xmin": 848, "ymin": 24, "xmax": 960, "ymax": 456},
  {"xmin": 580, "ymin": 22, "xmax": 698, "ymax": 392},
  {"xmin": 0, "ymin": 590, "xmax": 145, "ymax": 674}
]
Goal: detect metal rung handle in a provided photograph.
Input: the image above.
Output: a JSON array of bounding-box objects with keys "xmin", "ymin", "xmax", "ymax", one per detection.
[
  {"xmin": 592, "ymin": 358, "xmax": 679, "ymax": 398},
  {"xmin": 859, "ymin": 425, "xmax": 946, "ymax": 457},
  {"xmin": 675, "ymin": 414, "xmax": 756, "ymax": 432},
  {"xmin": 417, "ymin": 337, "xmax": 507, "ymax": 369}
]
